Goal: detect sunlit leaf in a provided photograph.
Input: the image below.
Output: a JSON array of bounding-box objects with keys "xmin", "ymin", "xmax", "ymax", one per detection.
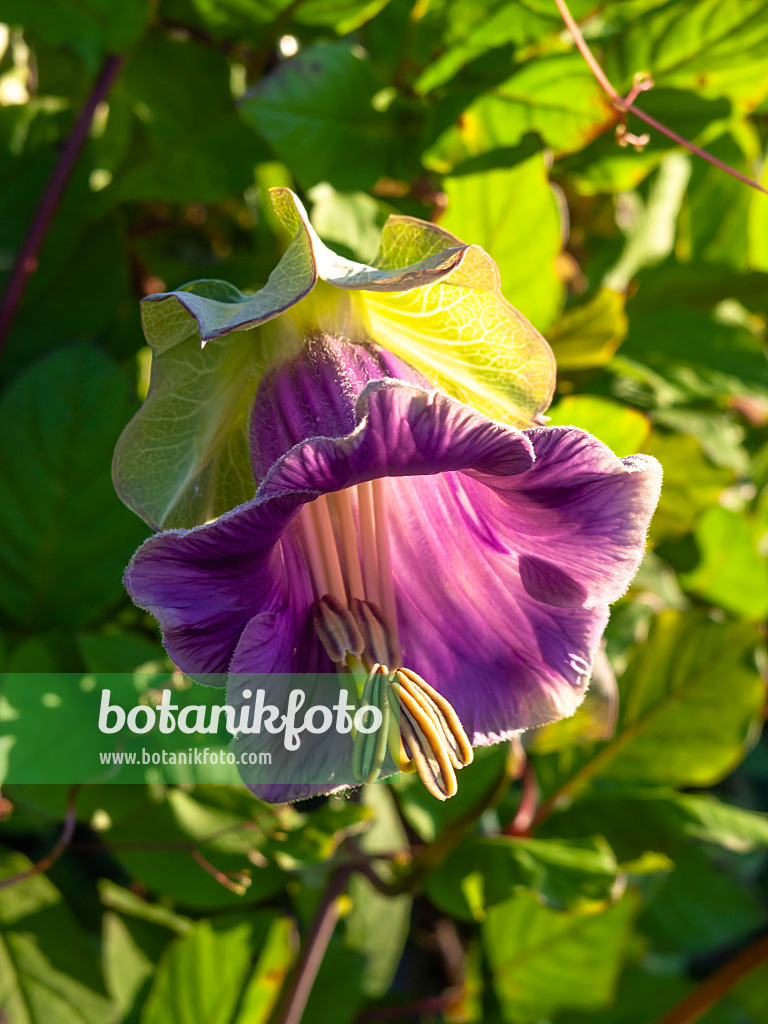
[
  {"xmin": 484, "ymin": 890, "xmax": 635, "ymax": 1023},
  {"xmin": 141, "ymin": 915, "xmax": 280, "ymax": 1024},
  {"xmin": 594, "ymin": 610, "xmax": 764, "ymax": 787},
  {"xmin": 545, "ymin": 396, "xmax": 650, "ymax": 457},
  {"xmin": 681, "ymin": 506, "xmax": 768, "ymax": 620},
  {"xmin": 547, "ymin": 290, "xmax": 628, "ymax": 371},
  {"xmin": 604, "ymin": 0, "xmax": 768, "ymax": 109},
  {"xmin": 440, "ymin": 149, "xmax": 564, "ymax": 330},
  {"xmin": 644, "ymin": 432, "xmax": 733, "ymax": 541}
]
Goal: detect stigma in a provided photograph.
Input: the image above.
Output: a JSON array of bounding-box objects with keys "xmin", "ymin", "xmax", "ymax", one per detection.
[{"xmin": 300, "ymin": 481, "xmax": 473, "ymax": 800}]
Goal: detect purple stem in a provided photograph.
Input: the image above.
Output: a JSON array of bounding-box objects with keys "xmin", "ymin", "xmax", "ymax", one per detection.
[
  {"xmin": 0, "ymin": 54, "xmax": 125, "ymax": 356},
  {"xmin": 553, "ymin": 0, "xmax": 768, "ymax": 197},
  {"xmin": 276, "ymin": 865, "xmax": 353, "ymax": 1024}
]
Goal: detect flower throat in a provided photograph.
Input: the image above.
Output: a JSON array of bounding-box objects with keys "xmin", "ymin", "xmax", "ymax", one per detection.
[{"xmin": 297, "ymin": 472, "xmax": 473, "ymax": 801}]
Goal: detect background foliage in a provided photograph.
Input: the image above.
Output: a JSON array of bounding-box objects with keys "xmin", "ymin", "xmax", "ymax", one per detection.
[{"xmin": 1, "ymin": 0, "xmax": 768, "ymax": 1021}]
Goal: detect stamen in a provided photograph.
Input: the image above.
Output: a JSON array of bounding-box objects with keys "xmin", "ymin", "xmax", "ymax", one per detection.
[
  {"xmin": 390, "ymin": 674, "xmax": 458, "ymax": 799},
  {"xmin": 310, "ymin": 496, "xmax": 347, "ymax": 603},
  {"xmin": 401, "ymin": 717, "xmax": 457, "ymax": 800},
  {"xmin": 397, "ymin": 668, "xmax": 473, "ymax": 769},
  {"xmin": 352, "ymin": 664, "xmax": 391, "ymax": 784},
  {"xmin": 298, "ymin": 507, "xmax": 329, "ymax": 599},
  {"xmin": 311, "ymin": 595, "xmax": 364, "ymax": 664},
  {"xmin": 357, "ymin": 481, "xmax": 380, "ymax": 606},
  {"xmin": 372, "ymin": 478, "xmax": 397, "ymax": 630},
  {"xmin": 330, "ymin": 489, "xmax": 365, "ymax": 601},
  {"xmin": 351, "ymin": 598, "xmax": 402, "ymax": 670}
]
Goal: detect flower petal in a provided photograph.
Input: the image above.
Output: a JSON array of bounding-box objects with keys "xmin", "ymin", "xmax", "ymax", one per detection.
[{"xmin": 123, "ymin": 494, "xmax": 311, "ymax": 680}]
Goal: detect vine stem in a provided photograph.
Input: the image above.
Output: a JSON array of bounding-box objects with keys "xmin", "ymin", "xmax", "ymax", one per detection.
[
  {"xmin": 275, "ymin": 864, "xmax": 354, "ymax": 1024},
  {"xmin": 0, "ymin": 787, "xmax": 80, "ymax": 892},
  {"xmin": 654, "ymin": 933, "xmax": 768, "ymax": 1024},
  {"xmin": 0, "ymin": 54, "xmax": 125, "ymax": 356},
  {"xmin": 553, "ymin": 0, "xmax": 768, "ymax": 196}
]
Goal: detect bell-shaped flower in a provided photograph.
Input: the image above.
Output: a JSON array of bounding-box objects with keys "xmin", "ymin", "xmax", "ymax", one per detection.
[
  {"xmin": 112, "ymin": 188, "xmax": 556, "ymax": 533},
  {"xmin": 124, "ymin": 334, "xmax": 661, "ymax": 803}
]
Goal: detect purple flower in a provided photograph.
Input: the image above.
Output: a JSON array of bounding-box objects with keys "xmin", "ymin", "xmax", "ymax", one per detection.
[{"xmin": 124, "ymin": 335, "xmax": 661, "ymax": 803}]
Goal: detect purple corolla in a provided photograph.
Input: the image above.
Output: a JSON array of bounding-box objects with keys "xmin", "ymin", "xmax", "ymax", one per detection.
[{"xmin": 125, "ymin": 334, "xmax": 661, "ymax": 802}]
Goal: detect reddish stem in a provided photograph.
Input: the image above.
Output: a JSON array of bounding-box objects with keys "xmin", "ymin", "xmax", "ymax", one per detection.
[
  {"xmin": 0, "ymin": 787, "xmax": 80, "ymax": 892},
  {"xmin": 504, "ymin": 758, "xmax": 540, "ymax": 837},
  {"xmin": 655, "ymin": 933, "xmax": 768, "ymax": 1024},
  {"xmin": 553, "ymin": 0, "xmax": 768, "ymax": 196},
  {"xmin": 275, "ymin": 865, "xmax": 353, "ymax": 1024},
  {"xmin": 0, "ymin": 54, "xmax": 125, "ymax": 355}
]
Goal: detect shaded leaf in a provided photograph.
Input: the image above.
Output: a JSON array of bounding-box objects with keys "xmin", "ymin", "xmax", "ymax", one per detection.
[
  {"xmin": 111, "ymin": 35, "xmax": 265, "ymax": 203},
  {"xmin": 0, "ymin": 848, "xmax": 116, "ymax": 1024},
  {"xmin": 424, "ymin": 835, "xmax": 619, "ymax": 921},
  {"xmin": 241, "ymin": 42, "xmax": 395, "ymax": 191},
  {"xmin": 345, "ymin": 874, "xmax": 411, "ymax": 997},
  {"xmin": 0, "ymin": 344, "xmax": 147, "ymax": 629}
]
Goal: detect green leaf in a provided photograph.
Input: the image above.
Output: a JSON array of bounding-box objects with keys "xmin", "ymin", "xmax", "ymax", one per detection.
[
  {"xmin": 0, "ymin": 848, "xmax": 116, "ymax": 1024},
  {"xmin": 110, "ymin": 34, "xmax": 265, "ymax": 203},
  {"xmin": 103, "ymin": 910, "xmax": 176, "ymax": 1021},
  {"xmin": 484, "ymin": 890, "xmax": 635, "ymax": 1023},
  {"xmin": 545, "ymin": 397, "xmax": 650, "ymax": 457},
  {"xmin": 414, "ymin": 0, "xmax": 601, "ymax": 94},
  {"xmin": 233, "ymin": 916, "xmax": 296, "ymax": 1024},
  {"xmin": 345, "ymin": 874, "xmax": 411, "ymax": 997},
  {"xmin": 0, "ymin": 344, "xmax": 147, "ymax": 629},
  {"xmin": 241, "ymin": 42, "xmax": 395, "ymax": 191},
  {"xmin": 440, "ymin": 149, "xmax": 564, "ymax": 330},
  {"xmin": 540, "ymin": 787, "xmax": 768, "ymax": 860},
  {"xmin": 309, "ymin": 184, "xmax": 385, "ymax": 264},
  {"xmin": 604, "ymin": 154, "xmax": 691, "ymax": 292},
  {"xmin": 0, "ymin": 664, "xmax": 139, "ymax": 786},
  {"xmin": 681, "ymin": 506, "xmax": 768, "ymax": 620},
  {"xmin": 426, "ymin": 53, "xmax": 614, "ymax": 166},
  {"xmin": 424, "ymin": 835, "xmax": 619, "ymax": 921},
  {"xmin": 604, "ymin": 0, "xmax": 768, "ymax": 108},
  {"xmin": 114, "ymin": 188, "xmax": 555, "ymax": 528},
  {"xmin": 618, "ymin": 304, "xmax": 768, "ymax": 404},
  {"xmin": 0, "ymin": 0, "xmax": 149, "ymax": 69},
  {"xmin": 644, "ymin": 432, "xmax": 733, "ymax": 542},
  {"xmin": 547, "ymin": 290, "xmax": 628, "ymax": 371},
  {"xmin": 527, "ymin": 649, "xmax": 619, "ymax": 754},
  {"xmin": 640, "ymin": 845, "xmax": 765, "ymax": 954},
  {"xmin": 106, "ymin": 788, "xmax": 285, "ymax": 909},
  {"xmin": 590, "ymin": 610, "xmax": 764, "ymax": 788},
  {"xmin": 295, "ymin": 0, "xmax": 393, "ymax": 32},
  {"xmin": 140, "ymin": 915, "xmax": 278, "ymax": 1024}
]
